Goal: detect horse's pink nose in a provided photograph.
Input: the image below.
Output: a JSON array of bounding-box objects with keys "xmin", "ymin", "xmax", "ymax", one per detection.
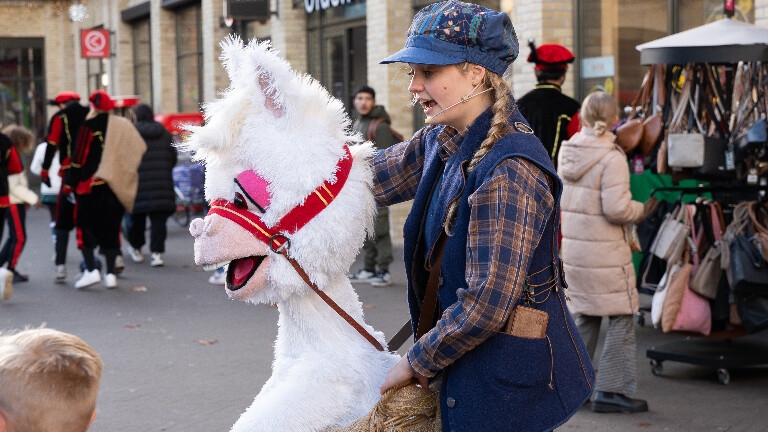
[
  {"xmin": 189, "ymin": 215, "xmax": 224, "ymax": 238},
  {"xmin": 189, "ymin": 217, "xmax": 205, "ymax": 238}
]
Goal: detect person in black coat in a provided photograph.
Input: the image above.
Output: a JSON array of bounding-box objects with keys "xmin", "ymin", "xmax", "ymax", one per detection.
[
  {"xmin": 127, "ymin": 104, "xmax": 177, "ymax": 267},
  {"xmin": 517, "ymin": 42, "xmax": 581, "ymax": 169}
]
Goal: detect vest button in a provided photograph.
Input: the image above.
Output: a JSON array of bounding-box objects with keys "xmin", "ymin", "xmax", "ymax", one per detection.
[
  {"xmin": 446, "ymin": 397, "xmax": 456, "ymax": 408},
  {"xmin": 439, "ymin": 276, "xmax": 443, "ymax": 286}
]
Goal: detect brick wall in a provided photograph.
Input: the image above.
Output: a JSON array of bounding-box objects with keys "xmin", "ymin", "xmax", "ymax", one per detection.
[
  {"xmin": 510, "ymin": 0, "xmax": 576, "ymax": 99},
  {"xmin": 757, "ymin": 0, "xmax": 768, "ymax": 25}
]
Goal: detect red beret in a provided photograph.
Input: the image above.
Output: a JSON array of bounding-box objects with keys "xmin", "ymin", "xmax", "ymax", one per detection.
[
  {"xmin": 527, "ymin": 43, "xmax": 575, "ymax": 70},
  {"xmin": 89, "ymin": 89, "xmax": 115, "ymax": 111},
  {"xmin": 50, "ymin": 91, "xmax": 81, "ymax": 105}
]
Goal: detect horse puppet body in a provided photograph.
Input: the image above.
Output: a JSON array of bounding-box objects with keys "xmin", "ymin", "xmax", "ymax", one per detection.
[{"xmin": 185, "ymin": 36, "xmax": 399, "ymax": 432}]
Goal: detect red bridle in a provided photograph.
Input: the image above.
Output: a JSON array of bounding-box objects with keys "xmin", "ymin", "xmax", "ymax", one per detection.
[{"xmin": 207, "ymin": 145, "xmax": 352, "ymax": 252}]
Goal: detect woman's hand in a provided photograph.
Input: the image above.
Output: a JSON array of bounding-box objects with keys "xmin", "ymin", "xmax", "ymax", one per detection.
[{"xmin": 379, "ymin": 355, "xmax": 429, "ymax": 394}]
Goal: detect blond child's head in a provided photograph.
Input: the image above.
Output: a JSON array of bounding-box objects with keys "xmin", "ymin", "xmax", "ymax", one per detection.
[
  {"xmin": 0, "ymin": 328, "xmax": 103, "ymax": 432},
  {"xmin": 580, "ymin": 91, "xmax": 619, "ymax": 137}
]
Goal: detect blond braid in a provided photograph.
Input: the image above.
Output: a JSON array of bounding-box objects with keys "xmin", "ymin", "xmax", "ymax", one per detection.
[
  {"xmin": 467, "ymin": 74, "xmax": 511, "ymax": 172},
  {"xmin": 444, "ymin": 72, "xmax": 511, "ymax": 234}
]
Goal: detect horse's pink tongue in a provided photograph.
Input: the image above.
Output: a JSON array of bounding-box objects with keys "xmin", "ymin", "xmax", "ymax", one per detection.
[{"xmin": 232, "ymin": 257, "xmax": 257, "ymax": 286}]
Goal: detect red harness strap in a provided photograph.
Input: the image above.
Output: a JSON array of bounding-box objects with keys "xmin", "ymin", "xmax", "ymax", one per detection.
[{"xmin": 209, "ymin": 146, "xmax": 352, "ymax": 251}]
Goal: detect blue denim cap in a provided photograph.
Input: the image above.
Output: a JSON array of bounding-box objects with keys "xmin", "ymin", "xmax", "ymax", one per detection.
[{"xmin": 380, "ymin": 1, "xmax": 519, "ymax": 75}]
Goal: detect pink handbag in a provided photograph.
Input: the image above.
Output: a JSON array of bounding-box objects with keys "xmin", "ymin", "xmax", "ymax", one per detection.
[{"xmin": 671, "ymin": 283, "xmax": 712, "ymax": 335}]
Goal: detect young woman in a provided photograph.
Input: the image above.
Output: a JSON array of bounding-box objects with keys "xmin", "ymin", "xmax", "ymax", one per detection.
[
  {"xmin": 375, "ymin": 2, "xmax": 594, "ymax": 430},
  {"xmin": 557, "ymin": 90, "xmax": 648, "ymax": 413}
]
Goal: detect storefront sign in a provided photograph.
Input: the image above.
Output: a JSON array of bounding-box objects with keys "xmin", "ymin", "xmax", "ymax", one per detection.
[
  {"xmin": 304, "ymin": 0, "xmax": 352, "ymax": 14},
  {"xmin": 581, "ymin": 56, "xmax": 615, "ymax": 79},
  {"xmin": 227, "ymin": 0, "xmax": 270, "ymax": 19},
  {"xmin": 80, "ymin": 29, "xmax": 110, "ymax": 58}
]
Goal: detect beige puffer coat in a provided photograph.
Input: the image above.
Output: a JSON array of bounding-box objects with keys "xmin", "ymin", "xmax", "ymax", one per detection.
[{"xmin": 557, "ymin": 127, "xmax": 644, "ymax": 316}]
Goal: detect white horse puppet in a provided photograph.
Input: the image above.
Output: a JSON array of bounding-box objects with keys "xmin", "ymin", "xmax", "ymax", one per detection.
[{"xmin": 184, "ymin": 36, "xmax": 399, "ymax": 431}]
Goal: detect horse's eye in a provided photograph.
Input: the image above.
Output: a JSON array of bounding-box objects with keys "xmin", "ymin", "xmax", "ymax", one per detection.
[{"xmin": 233, "ymin": 192, "xmax": 248, "ymax": 209}]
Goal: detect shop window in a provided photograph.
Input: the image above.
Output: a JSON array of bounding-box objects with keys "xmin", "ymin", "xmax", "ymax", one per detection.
[
  {"xmin": 306, "ymin": 0, "xmax": 366, "ymax": 112},
  {"xmin": 132, "ymin": 18, "xmax": 152, "ymax": 106},
  {"xmin": 176, "ymin": 4, "xmax": 202, "ymax": 112},
  {"xmin": 0, "ymin": 38, "xmax": 46, "ymax": 138}
]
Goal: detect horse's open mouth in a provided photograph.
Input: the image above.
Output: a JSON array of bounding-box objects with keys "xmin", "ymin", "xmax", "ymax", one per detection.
[{"xmin": 227, "ymin": 255, "xmax": 267, "ymax": 290}]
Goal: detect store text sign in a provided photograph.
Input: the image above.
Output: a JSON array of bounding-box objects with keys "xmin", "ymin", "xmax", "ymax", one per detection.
[
  {"xmin": 304, "ymin": 0, "xmax": 352, "ymax": 13},
  {"xmin": 81, "ymin": 29, "xmax": 110, "ymax": 58},
  {"xmin": 581, "ymin": 56, "xmax": 615, "ymax": 79}
]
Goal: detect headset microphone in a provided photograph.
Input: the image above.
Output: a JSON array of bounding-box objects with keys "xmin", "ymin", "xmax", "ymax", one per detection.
[{"xmin": 424, "ymin": 83, "xmax": 492, "ymax": 124}]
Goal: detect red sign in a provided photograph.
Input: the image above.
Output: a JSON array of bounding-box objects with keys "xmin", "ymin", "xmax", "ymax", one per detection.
[{"xmin": 80, "ymin": 29, "xmax": 110, "ymax": 58}]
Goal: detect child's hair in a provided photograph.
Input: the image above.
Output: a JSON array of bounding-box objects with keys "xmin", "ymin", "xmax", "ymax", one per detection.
[
  {"xmin": 579, "ymin": 91, "xmax": 618, "ymax": 137},
  {"xmin": 1, "ymin": 125, "xmax": 35, "ymax": 153},
  {"xmin": 0, "ymin": 327, "xmax": 103, "ymax": 432}
]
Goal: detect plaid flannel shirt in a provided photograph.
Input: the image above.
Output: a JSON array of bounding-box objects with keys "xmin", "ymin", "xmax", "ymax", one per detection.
[{"xmin": 373, "ymin": 127, "xmax": 555, "ymax": 378}]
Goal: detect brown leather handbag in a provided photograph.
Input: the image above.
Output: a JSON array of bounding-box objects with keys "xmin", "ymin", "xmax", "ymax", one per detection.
[
  {"xmin": 616, "ymin": 118, "xmax": 644, "ymax": 154},
  {"xmin": 641, "ymin": 112, "xmax": 663, "ymax": 155},
  {"xmin": 617, "ymin": 64, "xmax": 666, "ymax": 156}
]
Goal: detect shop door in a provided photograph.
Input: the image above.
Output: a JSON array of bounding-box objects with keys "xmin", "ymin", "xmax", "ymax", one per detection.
[
  {"xmin": 0, "ymin": 38, "xmax": 46, "ymax": 139},
  {"xmin": 323, "ymin": 25, "xmax": 367, "ymax": 111}
]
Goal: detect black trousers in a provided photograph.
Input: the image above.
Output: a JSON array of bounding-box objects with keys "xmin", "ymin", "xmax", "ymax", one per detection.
[
  {"xmin": 127, "ymin": 211, "xmax": 172, "ymax": 253},
  {"xmin": 76, "ymin": 184, "xmax": 124, "ymax": 273}
]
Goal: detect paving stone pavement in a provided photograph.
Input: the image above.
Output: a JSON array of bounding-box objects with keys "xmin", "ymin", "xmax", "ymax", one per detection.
[{"xmin": 1, "ymin": 208, "xmax": 766, "ymax": 431}]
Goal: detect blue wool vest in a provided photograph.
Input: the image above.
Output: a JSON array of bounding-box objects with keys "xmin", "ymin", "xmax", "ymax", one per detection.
[{"xmin": 402, "ymin": 108, "xmax": 595, "ymax": 432}]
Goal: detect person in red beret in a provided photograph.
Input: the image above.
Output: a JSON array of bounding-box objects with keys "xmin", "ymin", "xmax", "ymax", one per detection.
[
  {"xmin": 64, "ymin": 90, "xmax": 146, "ymax": 290},
  {"xmin": 517, "ymin": 41, "xmax": 581, "ymax": 168},
  {"xmin": 41, "ymin": 91, "xmax": 90, "ymax": 282}
]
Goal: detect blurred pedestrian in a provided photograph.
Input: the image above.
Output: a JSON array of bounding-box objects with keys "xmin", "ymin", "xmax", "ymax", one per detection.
[
  {"xmin": 65, "ymin": 90, "xmax": 146, "ymax": 289},
  {"xmin": 40, "ymin": 91, "xmax": 90, "ymax": 282},
  {"xmin": 517, "ymin": 41, "xmax": 581, "ymax": 168},
  {"xmin": 126, "ymin": 104, "xmax": 177, "ymax": 267},
  {"xmin": 30, "ymin": 141, "xmax": 60, "ymax": 247},
  {"xmin": 347, "ymin": 86, "xmax": 394, "ymax": 287},
  {"xmin": 0, "ymin": 125, "xmax": 40, "ymax": 282},
  {"xmin": 0, "ymin": 127, "xmax": 23, "ymax": 300},
  {"xmin": 0, "ymin": 327, "xmax": 103, "ymax": 432},
  {"xmin": 558, "ymin": 90, "xmax": 647, "ymax": 413}
]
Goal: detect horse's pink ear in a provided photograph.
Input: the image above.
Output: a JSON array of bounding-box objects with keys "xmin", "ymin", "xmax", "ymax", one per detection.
[{"xmin": 258, "ymin": 73, "xmax": 284, "ymax": 118}]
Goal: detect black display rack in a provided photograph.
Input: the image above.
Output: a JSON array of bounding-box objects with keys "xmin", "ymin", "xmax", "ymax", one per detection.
[{"xmin": 646, "ymin": 334, "xmax": 768, "ymax": 385}]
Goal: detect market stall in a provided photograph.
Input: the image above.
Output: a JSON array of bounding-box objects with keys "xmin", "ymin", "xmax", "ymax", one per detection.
[{"xmin": 625, "ymin": 16, "xmax": 768, "ymax": 384}]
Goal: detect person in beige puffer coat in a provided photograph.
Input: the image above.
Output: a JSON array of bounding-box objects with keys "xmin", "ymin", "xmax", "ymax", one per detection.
[{"xmin": 557, "ymin": 91, "xmax": 647, "ymax": 414}]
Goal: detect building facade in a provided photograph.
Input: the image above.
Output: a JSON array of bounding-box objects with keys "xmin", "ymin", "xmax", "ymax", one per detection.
[{"xmin": 0, "ymin": 0, "xmax": 764, "ymax": 241}]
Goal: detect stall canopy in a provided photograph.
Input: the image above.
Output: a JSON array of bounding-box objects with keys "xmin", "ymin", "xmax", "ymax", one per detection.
[{"xmin": 636, "ymin": 18, "xmax": 768, "ymax": 64}]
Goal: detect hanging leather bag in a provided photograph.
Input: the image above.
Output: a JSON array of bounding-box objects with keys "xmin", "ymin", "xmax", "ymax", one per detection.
[
  {"xmin": 690, "ymin": 203, "xmax": 725, "ymax": 299},
  {"xmin": 616, "ymin": 65, "xmax": 665, "ymax": 156},
  {"xmin": 735, "ymin": 292, "xmax": 768, "ymax": 334},
  {"xmin": 729, "ymin": 223, "xmax": 768, "ymax": 296},
  {"xmin": 650, "ymin": 203, "xmax": 689, "ymax": 261},
  {"xmin": 615, "ymin": 118, "xmax": 644, "ymax": 154}
]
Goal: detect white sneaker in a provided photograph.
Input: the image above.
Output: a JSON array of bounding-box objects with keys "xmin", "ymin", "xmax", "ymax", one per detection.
[
  {"xmin": 0, "ymin": 268, "xmax": 12, "ymax": 301},
  {"xmin": 129, "ymin": 247, "xmax": 144, "ymax": 263},
  {"xmin": 347, "ymin": 269, "xmax": 375, "ymax": 283},
  {"xmin": 150, "ymin": 252, "xmax": 164, "ymax": 267},
  {"xmin": 208, "ymin": 268, "xmax": 226, "ymax": 285},
  {"xmin": 103, "ymin": 273, "xmax": 117, "ymax": 289},
  {"xmin": 74, "ymin": 269, "xmax": 101, "ymax": 290},
  {"xmin": 369, "ymin": 270, "xmax": 392, "ymax": 287},
  {"xmin": 55, "ymin": 264, "xmax": 67, "ymax": 282},
  {"xmin": 115, "ymin": 254, "xmax": 125, "ymax": 275}
]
